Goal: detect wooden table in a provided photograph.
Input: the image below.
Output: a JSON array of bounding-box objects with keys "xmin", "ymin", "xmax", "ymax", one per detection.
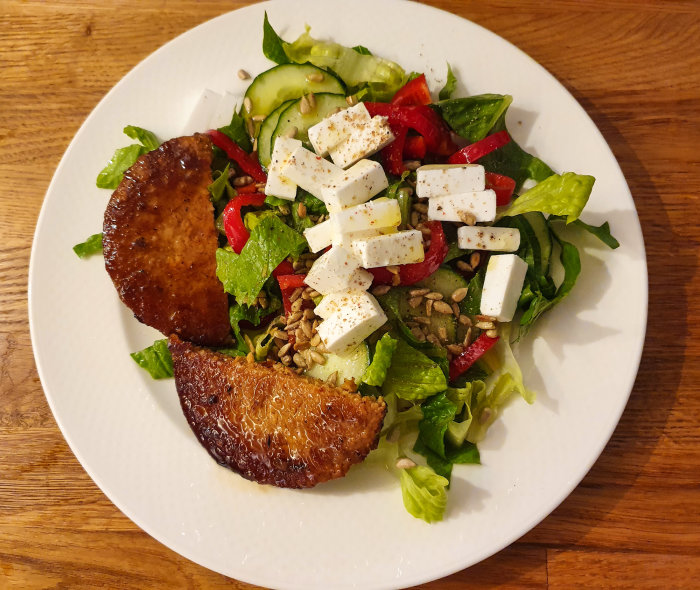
[{"xmin": 2, "ymin": 1, "xmax": 699, "ymax": 587}]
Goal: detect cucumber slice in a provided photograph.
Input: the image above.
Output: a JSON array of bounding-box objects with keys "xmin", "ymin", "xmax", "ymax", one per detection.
[
  {"xmin": 257, "ymin": 99, "xmax": 294, "ymax": 169},
  {"xmin": 272, "ymin": 93, "xmax": 349, "ymax": 153},
  {"xmin": 395, "ymin": 286, "xmax": 457, "ymax": 343},
  {"xmin": 305, "ymin": 342, "xmax": 370, "ymax": 384},
  {"xmin": 243, "ymin": 64, "xmax": 344, "ymax": 122},
  {"xmin": 416, "ymin": 267, "xmax": 468, "ymax": 299}
]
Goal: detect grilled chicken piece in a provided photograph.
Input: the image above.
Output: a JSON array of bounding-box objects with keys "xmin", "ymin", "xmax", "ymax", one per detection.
[
  {"xmin": 168, "ymin": 335, "xmax": 387, "ymax": 488},
  {"xmin": 103, "ymin": 134, "xmax": 230, "ymax": 347}
]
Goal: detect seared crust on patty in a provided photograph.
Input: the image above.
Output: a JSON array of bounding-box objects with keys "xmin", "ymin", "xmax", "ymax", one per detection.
[
  {"xmin": 168, "ymin": 335, "xmax": 387, "ymax": 488},
  {"xmin": 103, "ymin": 134, "xmax": 230, "ymax": 346}
]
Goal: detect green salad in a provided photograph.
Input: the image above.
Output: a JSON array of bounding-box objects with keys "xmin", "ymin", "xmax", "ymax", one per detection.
[{"xmin": 76, "ymin": 14, "xmax": 618, "ymax": 523}]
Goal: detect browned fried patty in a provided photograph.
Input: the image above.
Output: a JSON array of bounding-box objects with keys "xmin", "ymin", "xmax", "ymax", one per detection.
[
  {"xmin": 103, "ymin": 134, "xmax": 230, "ymax": 347},
  {"xmin": 168, "ymin": 335, "xmax": 387, "ymax": 488}
]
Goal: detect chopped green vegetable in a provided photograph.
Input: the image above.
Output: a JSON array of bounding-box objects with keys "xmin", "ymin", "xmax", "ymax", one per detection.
[
  {"xmin": 362, "ymin": 333, "xmax": 398, "ymax": 387},
  {"xmin": 123, "ymin": 125, "xmax": 159, "ymax": 150},
  {"xmin": 218, "ymin": 111, "xmax": 252, "ymax": 153},
  {"xmin": 352, "ymin": 45, "xmax": 372, "ymax": 55},
  {"xmin": 500, "ymin": 172, "xmax": 595, "ymax": 223},
  {"xmin": 262, "ymin": 12, "xmax": 291, "ymax": 65},
  {"xmin": 96, "ymin": 126, "xmax": 160, "ymax": 189},
  {"xmin": 130, "ymin": 339, "xmax": 173, "ymax": 379},
  {"xmin": 73, "ymin": 233, "xmax": 103, "ymax": 259},
  {"xmin": 400, "ymin": 465, "xmax": 449, "ymax": 523},
  {"xmin": 438, "ymin": 63, "xmax": 457, "ymax": 100},
  {"xmin": 382, "ymin": 339, "xmax": 447, "ymax": 400},
  {"xmin": 550, "ymin": 216, "xmax": 620, "ymax": 249},
  {"xmin": 216, "ymin": 215, "xmax": 306, "ymax": 305},
  {"xmin": 460, "ymin": 267, "xmax": 486, "ymax": 315},
  {"xmin": 208, "ymin": 163, "xmax": 231, "ymax": 204},
  {"xmin": 282, "ymin": 26, "xmax": 406, "ymax": 101},
  {"xmin": 436, "ymin": 94, "xmax": 512, "ymax": 143}
]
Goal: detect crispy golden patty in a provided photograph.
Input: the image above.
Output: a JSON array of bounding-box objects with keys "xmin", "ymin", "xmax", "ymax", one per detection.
[
  {"xmin": 169, "ymin": 335, "xmax": 387, "ymax": 488},
  {"xmin": 103, "ymin": 134, "xmax": 230, "ymax": 346}
]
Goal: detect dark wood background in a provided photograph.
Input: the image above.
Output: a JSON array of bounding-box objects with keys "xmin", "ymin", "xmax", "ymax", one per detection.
[{"xmin": 2, "ymin": 1, "xmax": 699, "ymax": 587}]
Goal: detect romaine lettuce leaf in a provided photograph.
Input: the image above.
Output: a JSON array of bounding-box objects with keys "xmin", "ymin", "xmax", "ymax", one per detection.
[
  {"xmin": 130, "ymin": 339, "xmax": 173, "ymax": 379},
  {"xmin": 400, "ymin": 465, "xmax": 449, "ymax": 523},
  {"xmin": 96, "ymin": 126, "xmax": 161, "ymax": 189},
  {"xmin": 362, "ymin": 333, "xmax": 398, "ymax": 387},
  {"xmin": 460, "ymin": 267, "xmax": 486, "ymax": 315},
  {"xmin": 208, "ymin": 163, "xmax": 231, "ymax": 204},
  {"xmin": 216, "ymin": 215, "xmax": 306, "ymax": 305},
  {"xmin": 382, "ymin": 340, "xmax": 447, "ymax": 400},
  {"xmin": 500, "ymin": 172, "xmax": 595, "ymax": 223},
  {"xmin": 282, "ymin": 26, "xmax": 407, "ymax": 101},
  {"xmin": 438, "ymin": 63, "xmax": 457, "ymax": 100},
  {"xmin": 73, "ymin": 233, "xmax": 103, "ymax": 259},
  {"xmin": 218, "ymin": 111, "xmax": 252, "ymax": 153}
]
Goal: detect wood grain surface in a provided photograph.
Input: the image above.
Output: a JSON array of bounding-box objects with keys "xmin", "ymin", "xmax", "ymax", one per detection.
[{"xmin": 2, "ymin": 0, "xmax": 699, "ymax": 588}]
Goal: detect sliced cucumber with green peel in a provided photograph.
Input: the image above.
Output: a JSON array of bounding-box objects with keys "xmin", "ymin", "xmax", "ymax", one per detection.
[
  {"xmin": 272, "ymin": 93, "xmax": 349, "ymax": 154},
  {"xmin": 416, "ymin": 267, "xmax": 468, "ymax": 299},
  {"xmin": 305, "ymin": 342, "xmax": 370, "ymax": 384},
  {"xmin": 257, "ymin": 99, "xmax": 294, "ymax": 169},
  {"xmin": 243, "ymin": 63, "xmax": 345, "ymax": 122}
]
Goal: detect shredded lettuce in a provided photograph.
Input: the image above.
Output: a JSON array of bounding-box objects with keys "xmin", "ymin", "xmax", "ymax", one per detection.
[
  {"xmin": 362, "ymin": 333, "xmax": 398, "ymax": 387},
  {"xmin": 96, "ymin": 126, "xmax": 160, "ymax": 189},
  {"xmin": 438, "ymin": 63, "xmax": 458, "ymax": 100},
  {"xmin": 282, "ymin": 26, "xmax": 407, "ymax": 101},
  {"xmin": 130, "ymin": 339, "xmax": 173, "ymax": 379},
  {"xmin": 73, "ymin": 233, "xmax": 103, "ymax": 259},
  {"xmin": 500, "ymin": 172, "xmax": 595, "ymax": 223},
  {"xmin": 216, "ymin": 215, "xmax": 306, "ymax": 305},
  {"xmin": 382, "ymin": 340, "xmax": 447, "ymax": 400},
  {"xmin": 208, "ymin": 163, "xmax": 231, "ymax": 204},
  {"xmin": 400, "ymin": 465, "xmax": 449, "ymax": 523},
  {"xmin": 467, "ymin": 323, "xmax": 534, "ymax": 442}
]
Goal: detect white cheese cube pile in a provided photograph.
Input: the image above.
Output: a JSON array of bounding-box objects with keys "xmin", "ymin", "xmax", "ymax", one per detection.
[
  {"xmin": 264, "ymin": 137, "xmax": 302, "ymax": 201},
  {"xmin": 322, "ymin": 159, "xmax": 389, "ymax": 211},
  {"xmin": 304, "ymin": 245, "xmax": 372, "ymax": 295},
  {"xmin": 480, "ymin": 254, "xmax": 528, "ymax": 322},
  {"xmin": 417, "ymin": 164, "xmax": 497, "ymax": 224},
  {"xmin": 457, "ymin": 226, "xmax": 520, "ymax": 252},
  {"xmin": 308, "ymin": 103, "xmax": 394, "ymax": 169},
  {"xmin": 316, "ymin": 291, "xmax": 387, "ymax": 354},
  {"xmin": 303, "ymin": 219, "xmax": 335, "ymax": 253}
]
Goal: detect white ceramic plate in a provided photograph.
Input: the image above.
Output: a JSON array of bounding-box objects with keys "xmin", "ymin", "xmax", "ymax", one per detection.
[{"xmin": 29, "ymin": 1, "xmax": 647, "ymax": 588}]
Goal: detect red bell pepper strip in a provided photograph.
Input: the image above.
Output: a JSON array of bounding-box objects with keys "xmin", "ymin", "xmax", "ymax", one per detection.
[
  {"xmin": 277, "ymin": 274, "xmax": 307, "ymax": 315},
  {"xmin": 236, "ymin": 182, "xmax": 259, "ymax": 194},
  {"xmin": 399, "ymin": 221, "xmax": 449, "ymax": 285},
  {"xmin": 221, "ymin": 193, "xmax": 266, "ymax": 253},
  {"xmin": 382, "ymin": 123, "xmax": 408, "ymax": 176},
  {"xmin": 206, "ymin": 129, "xmax": 267, "ymax": 184},
  {"xmin": 485, "ymin": 172, "xmax": 516, "ymax": 206},
  {"xmin": 272, "ymin": 260, "xmax": 295, "ymax": 277},
  {"xmin": 449, "ymin": 333, "xmax": 499, "ymax": 381},
  {"xmin": 370, "ymin": 221, "xmax": 449, "ymax": 286},
  {"xmin": 447, "ymin": 131, "xmax": 511, "ymax": 164},
  {"xmin": 365, "ymin": 103, "xmax": 457, "ymax": 156},
  {"xmin": 404, "ymin": 135, "xmax": 427, "ymax": 159},
  {"xmin": 391, "ymin": 73, "xmax": 432, "ymax": 106}
]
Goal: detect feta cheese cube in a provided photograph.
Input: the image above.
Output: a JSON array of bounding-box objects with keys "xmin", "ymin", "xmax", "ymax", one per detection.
[
  {"xmin": 317, "ymin": 291, "xmax": 388, "ymax": 354},
  {"xmin": 330, "ymin": 198, "xmax": 401, "ymax": 234},
  {"xmin": 480, "ymin": 254, "xmax": 528, "ymax": 322},
  {"xmin": 427, "ymin": 190, "xmax": 497, "ymax": 223},
  {"xmin": 322, "ymin": 159, "xmax": 388, "ymax": 211},
  {"xmin": 332, "ymin": 228, "xmax": 383, "ymax": 258},
  {"xmin": 352, "ymin": 230, "xmax": 425, "ymax": 268},
  {"xmin": 329, "ymin": 116, "xmax": 395, "ymax": 169},
  {"xmin": 416, "ymin": 164, "xmax": 486, "ymax": 198},
  {"xmin": 307, "ymin": 103, "xmax": 371, "ymax": 156},
  {"xmin": 264, "ymin": 136, "xmax": 302, "ymax": 201},
  {"xmin": 457, "ymin": 226, "xmax": 521, "ymax": 252},
  {"xmin": 182, "ymin": 89, "xmax": 222, "ymax": 135},
  {"xmin": 304, "ymin": 245, "xmax": 361, "ymax": 295},
  {"xmin": 348, "ymin": 267, "xmax": 373, "ymax": 291},
  {"xmin": 303, "ymin": 219, "xmax": 337, "ymax": 253},
  {"xmin": 280, "ymin": 146, "xmax": 343, "ymax": 200},
  {"xmin": 210, "ymin": 92, "xmax": 241, "ymax": 129},
  {"xmin": 315, "ymin": 290, "xmax": 364, "ymax": 319}
]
